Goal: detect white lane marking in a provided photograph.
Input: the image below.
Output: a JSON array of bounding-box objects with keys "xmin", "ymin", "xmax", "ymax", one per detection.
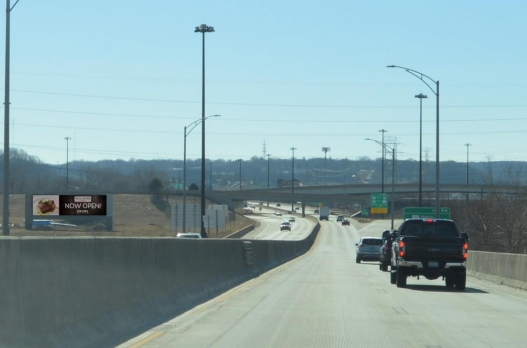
[
  {"xmin": 358, "ymin": 221, "xmax": 377, "ymax": 233},
  {"xmin": 253, "ymin": 218, "xmax": 272, "ymax": 239}
]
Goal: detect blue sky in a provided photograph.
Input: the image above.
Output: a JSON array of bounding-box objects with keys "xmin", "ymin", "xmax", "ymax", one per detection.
[{"xmin": 3, "ymin": 1, "xmax": 527, "ymax": 164}]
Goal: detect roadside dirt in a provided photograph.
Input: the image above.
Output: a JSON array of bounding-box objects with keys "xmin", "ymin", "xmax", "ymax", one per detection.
[{"xmin": 0, "ymin": 194, "xmax": 253, "ymax": 238}]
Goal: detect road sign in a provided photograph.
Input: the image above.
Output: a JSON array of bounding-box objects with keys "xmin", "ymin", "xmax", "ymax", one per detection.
[
  {"xmin": 361, "ymin": 209, "xmax": 369, "ymax": 216},
  {"xmin": 403, "ymin": 207, "xmax": 451, "ymax": 220},
  {"xmin": 318, "ymin": 202, "xmax": 323, "ymax": 207},
  {"xmin": 370, "ymin": 193, "xmax": 388, "ymax": 214}
]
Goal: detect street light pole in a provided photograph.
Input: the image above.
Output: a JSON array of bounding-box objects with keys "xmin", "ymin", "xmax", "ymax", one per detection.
[
  {"xmin": 267, "ymin": 154, "xmax": 271, "ymax": 207},
  {"xmin": 195, "ymin": 23, "xmax": 215, "ymax": 237},
  {"xmin": 322, "ymin": 147, "xmax": 330, "ymax": 185},
  {"xmin": 415, "ymin": 93, "xmax": 427, "ymax": 207},
  {"xmin": 209, "ymin": 160, "xmax": 213, "ymax": 191},
  {"xmin": 388, "ymin": 65, "xmax": 440, "ymax": 218},
  {"xmin": 465, "ymin": 143, "xmax": 471, "ymax": 200},
  {"xmin": 183, "ymin": 114, "xmax": 219, "ymax": 234},
  {"xmin": 3, "ymin": 0, "xmax": 20, "ymax": 236},
  {"xmin": 291, "ymin": 147, "xmax": 296, "ymax": 211},
  {"xmin": 239, "ymin": 159, "xmax": 242, "ymax": 190},
  {"xmin": 366, "ymin": 138, "xmax": 396, "ymax": 231},
  {"xmin": 65, "ymin": 137, "xmax": 71, "ymax": 191},
  {"xmin": 379, "ymin": 129, "xmax": 387, "ymax": 193}
]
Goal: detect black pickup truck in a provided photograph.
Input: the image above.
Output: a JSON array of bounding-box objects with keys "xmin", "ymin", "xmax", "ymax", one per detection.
[{"xmin": 390, "ymin": 218, "xmax": 469, "ymax": 290}]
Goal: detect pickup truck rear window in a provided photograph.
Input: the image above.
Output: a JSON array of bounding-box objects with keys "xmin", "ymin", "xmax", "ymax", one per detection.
[{"xmin": 400, "ymin": 221, "xmax": 459, "ymax": 238}]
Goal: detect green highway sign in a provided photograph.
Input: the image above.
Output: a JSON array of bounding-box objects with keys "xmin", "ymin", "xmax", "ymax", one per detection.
[
  {"xmin": 371, "ymin": 193, "xmax": 388, "ymax": 214},
  {"xmin": 361, "ymin": 209, "xmax": 370, "ymax": 216},
  {"xmin": 403, "ymin": 207, "xmax": 451, "ymax": 220}
]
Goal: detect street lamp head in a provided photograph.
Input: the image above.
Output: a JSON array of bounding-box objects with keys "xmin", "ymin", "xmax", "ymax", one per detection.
[
  {"xmin": 195, "ymin": 24, "xmax": 215, "ymax": 33},
  {"xmin": 386, "ymin": 65, "xmax": 396, "ymax": 68},
  {"xmin": 415, "ymin": 93, "xmax": 428, "ymax": 99}
]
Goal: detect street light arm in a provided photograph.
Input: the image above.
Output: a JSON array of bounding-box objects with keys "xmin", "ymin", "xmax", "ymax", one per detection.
[
  {"xmin": 365, "ymin": 138, "xmax": 394, "ymax": 154},
  {"xmin": 186, "ymin": 114, "xmax": 220, "ymax": 136},
  {"xmin": 10, "ymin": 0, "xmax": 20, "ymax": 11},
  {"xmin": 387, "ymin": 65, "xmax": 438, "ymax": 96}
]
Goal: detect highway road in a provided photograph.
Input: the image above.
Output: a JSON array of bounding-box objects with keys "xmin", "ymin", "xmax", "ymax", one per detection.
[{"xmin": 117, "ymin": 219, "xmax": 527, "ymax": 348}]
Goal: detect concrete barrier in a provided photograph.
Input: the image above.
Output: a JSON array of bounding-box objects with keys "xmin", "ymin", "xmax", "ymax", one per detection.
[
  {"xmin": 466, "ymin": 250, "xmax": 527, "ymax": 291},
  {"xmin": 0, "ymin": 223, "xmax": 320, "ymax": 348},
  {"xmin": 225, "ymin": 224, "xmax": 255, "ymax": 239}
]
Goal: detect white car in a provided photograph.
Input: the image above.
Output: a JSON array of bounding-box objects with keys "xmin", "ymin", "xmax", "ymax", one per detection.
[
  {"xmin": 275, "ymin": 212, "xmax": 282, "ymax": 216},
  {"xmin": 289, "ymin": 217, "xmax": 296, "ymax": 222},
  {"xmin": 176, "ymin": 233, "xmax": 202, "ymax": 239}
]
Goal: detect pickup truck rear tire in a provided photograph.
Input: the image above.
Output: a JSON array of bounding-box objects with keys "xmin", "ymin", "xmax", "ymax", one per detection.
[
  {"xmin": 390, "ymin": 270, "xmax": 396, "ymax": 284},
  {"xmin": 380, "ymin": 261, "xmax": 388, "ymax": 272},
  {"xmin": 396, "ymin": 267, "xmax": 407, "ymax": 288},
  {"xmin": 455, "ymin": 273, "xmax": 466, "ymax": 291}
]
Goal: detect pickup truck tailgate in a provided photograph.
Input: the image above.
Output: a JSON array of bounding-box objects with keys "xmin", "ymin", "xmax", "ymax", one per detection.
[{"xmin": 402, "ymin": 237, "xmax": 465, "ymax": 261}]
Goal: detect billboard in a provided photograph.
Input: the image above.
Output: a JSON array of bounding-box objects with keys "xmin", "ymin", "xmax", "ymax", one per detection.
[{"xmin": 32, "ymin": 195, "xmax": 107, "ymax": 216}]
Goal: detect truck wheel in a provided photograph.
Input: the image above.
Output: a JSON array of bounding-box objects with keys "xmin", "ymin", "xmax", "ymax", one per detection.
[
  {"xmin": 445, "ymin": 276, "xmax": 455, "ymax": 287},
  {"xmin": 455, "ymin": 273, "xmax": 466, "ymax": 291},
  {"xmin": 356, "ymin": 256, "xmax": 361, "ymax": 264},
  {"xmin": 396, "ymin": 267, "xmax": 407, "ymax": 288},
  {"xmin": 381, "ymin": 262, "xmax": 388, "ymax": 272},
  {"xmin": 390, "ymin": 270, "xmax": 396, "ymax": 284}
]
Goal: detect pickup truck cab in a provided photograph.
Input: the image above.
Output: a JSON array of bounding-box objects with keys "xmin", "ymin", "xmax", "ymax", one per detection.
[{"xmin": 390, "ymin": 218, "xmax": 469, "ymax": 290}]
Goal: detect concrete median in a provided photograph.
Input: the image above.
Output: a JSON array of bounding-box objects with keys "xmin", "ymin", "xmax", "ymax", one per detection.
[
  {"xmin": 0, "ymin": 223, "xmax": 320, "ymax": 348},
  {"xmin": 467, "ymin": 250, "xmax": 527, "ymax": 291}
]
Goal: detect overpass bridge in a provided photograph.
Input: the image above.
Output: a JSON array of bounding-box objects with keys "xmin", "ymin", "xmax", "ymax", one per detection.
[{"xmin": 201, "ymin": 183, "xmax": 524, "ymax": 210}]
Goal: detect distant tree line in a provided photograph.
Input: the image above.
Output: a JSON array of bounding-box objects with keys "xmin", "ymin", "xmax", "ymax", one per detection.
[{"xmin": 2, "ymin": 149, "xmax": 527, "ymax": 253}]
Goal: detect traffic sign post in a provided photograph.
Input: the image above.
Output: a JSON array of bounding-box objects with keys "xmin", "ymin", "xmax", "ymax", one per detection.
[
  {"xmin": 371, "ymin": 193, "xmax": 388, "ymax": 214},
  {"xmin": 403, "ymin": 207, "xmax": 451, "ymax": 220}
]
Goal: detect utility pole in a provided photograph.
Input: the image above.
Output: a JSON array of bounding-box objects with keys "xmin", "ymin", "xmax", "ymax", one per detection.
[
  {"xmin": 465, "ymin": 143, "xmax": 471, "ymax": 201},
  {"xmin": 379, "ymin": 129, "xmax": 387, "ymax": 193}
]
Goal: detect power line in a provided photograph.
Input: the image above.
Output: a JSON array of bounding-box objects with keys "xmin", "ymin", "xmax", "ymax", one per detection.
[{"xmin": 4, "ymin": 88, "xmax": 527, "ymax": 109}]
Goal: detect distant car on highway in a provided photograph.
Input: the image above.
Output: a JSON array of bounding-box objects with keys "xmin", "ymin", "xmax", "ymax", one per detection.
[
  {"xmin": 342, "ymin": 219, "xmax": 350, "ymax": 226},
  {"xmin": 280, "ymin": 221, "xmax": 291, "ymax": 231},
  {"xmin": 314, "ymin": 209, "xmax": 319, "ymax": 214},
  {"xmin": 276, "ymin": 203, "xmax": 281, "ymax": 207},
  {"xmin": 355, "ymin": 237, "xmax": 383, "ymax": 263},
  {"xmin": 337, "ymin": 215, "xmax": 344, "ymax": 222},
  {"xmin": 274, "ymin": 212, "xmax": 282, "ymax": 216},
  {"xmin": 176, "ymin": 233, "xmax": 202, "ymax": 239},
  {"xmin": 289, "ymin": 216, "xmax": 296, "ymax": 222}
]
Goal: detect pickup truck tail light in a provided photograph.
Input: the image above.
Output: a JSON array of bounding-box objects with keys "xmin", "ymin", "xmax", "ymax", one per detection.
[
  {"xmin": 463, "ymin": 242, "xmax": 469, "ymax": 260},
  {"xmin": 399, "ymin": 241, "xmax": 406, "ymax": 257}
]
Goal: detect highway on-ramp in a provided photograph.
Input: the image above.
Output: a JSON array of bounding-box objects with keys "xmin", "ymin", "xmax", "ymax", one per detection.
[{"xmin": 118, "ymin": 220, "xmax": 527, "ymax": 348}]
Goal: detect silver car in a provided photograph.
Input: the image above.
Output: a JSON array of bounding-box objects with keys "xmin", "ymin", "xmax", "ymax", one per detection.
[
  {"xmin": 176, "ymin": 233, "xmax": 202, "ymax": 239},
  {"xmin": 355, "ymin": 237, "xmax": 383, "ymax": 263}
]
